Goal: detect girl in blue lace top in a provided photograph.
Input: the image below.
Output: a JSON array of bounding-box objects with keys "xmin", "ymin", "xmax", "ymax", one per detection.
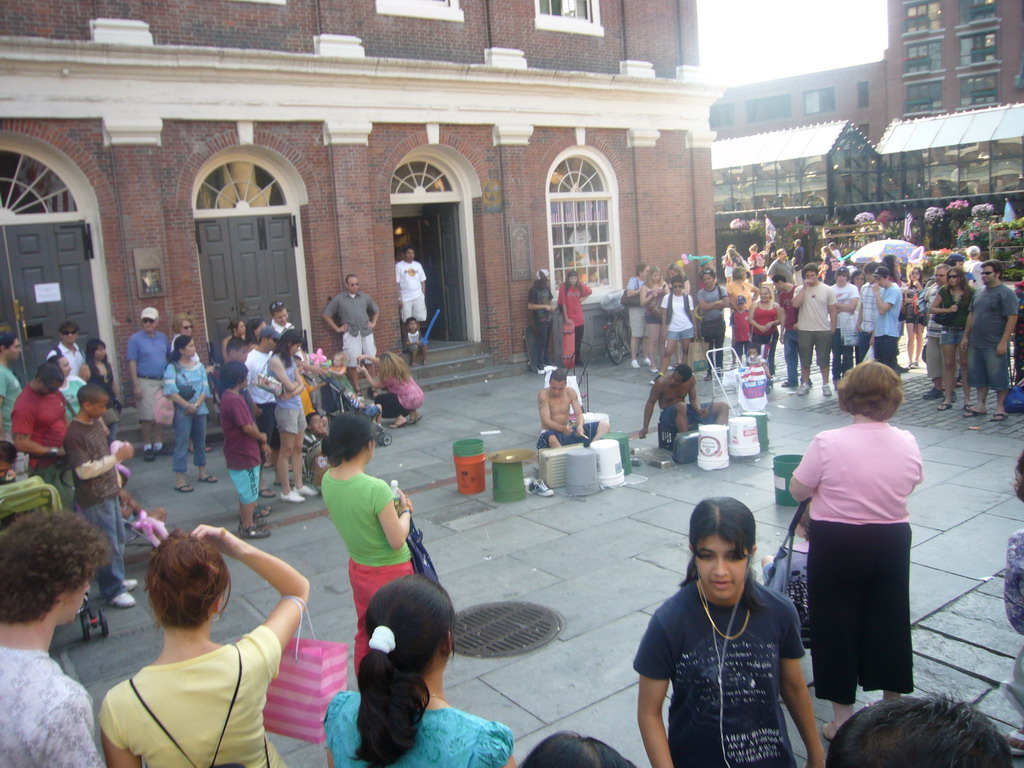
[{"xmin": 324, "ymin": 576, "xmax": 514, "ymax": 768}]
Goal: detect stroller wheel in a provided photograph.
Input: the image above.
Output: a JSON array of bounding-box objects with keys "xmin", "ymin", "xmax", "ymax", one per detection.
[
  {"xmin": 99, "ymin": 609, "xmax": 109, "ymax": 638},
  {"xmin": 377, "ymin": 430, "xmax": 393, "ymax": 447},
  {"xmin": 80, "ymin": 610, "xmax": 92, "ymax": 642}
]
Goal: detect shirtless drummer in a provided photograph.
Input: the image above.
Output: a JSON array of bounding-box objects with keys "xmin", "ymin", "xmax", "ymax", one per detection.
[
  {"xmin": 638, "ymin": 363, "xmax": 729, "ymax": 438},
  {"xmin": 536, "ymin": 369, "xmax": 610, "ymax": 449}
]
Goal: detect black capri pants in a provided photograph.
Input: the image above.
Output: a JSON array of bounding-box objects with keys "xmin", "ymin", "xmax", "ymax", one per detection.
[
  {"xmin": 807, "ymin": 519, "xmax": 913, "ymax": 704},
  {"xmin": 374, "ymin": 391, "xmax": 411, "ymax": 419}
]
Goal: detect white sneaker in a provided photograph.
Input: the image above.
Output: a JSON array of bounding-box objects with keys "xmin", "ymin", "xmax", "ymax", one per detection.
[
  {"xmin": 631, "ymin": 359, "xmax": 640, "ymax": 369},
  {"xmin": 109, "ymin": 592, "xmax": 136, "ymax": 609},
  {"xmin": 532, "ymin": 478, "xmax": 555, "ymax": 497},
  {"xmin": 797, "ymin": 383, "xmax": 811, "ymax": 395},
  {"xmin": 280, "ymin": 490, "xmax": 305, "ymax": 503},
  {"xmin": 122, "ymin": 579, "xmax": 138, "ymax": 592},
  {"xmin": 822, "ymin": 384, "xmax": 832, "ymax": 397},
  {"xmin": 641, "ymin": 357, "xmax": 651, "ymax": 366},
  {"xmin": 295, "ymin": 485, "xmax": 318, "ymax": 497}
]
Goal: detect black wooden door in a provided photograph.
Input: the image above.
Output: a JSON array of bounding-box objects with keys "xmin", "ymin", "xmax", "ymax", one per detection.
[{"xmin": 1, "ymin": 221, "xmax": 97, "ymax": 379}]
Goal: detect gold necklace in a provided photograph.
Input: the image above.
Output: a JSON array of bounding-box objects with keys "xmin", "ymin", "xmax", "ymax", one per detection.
[{"xmin": 697, "ymin": 582, "xmax": 750, "ymax": 640}]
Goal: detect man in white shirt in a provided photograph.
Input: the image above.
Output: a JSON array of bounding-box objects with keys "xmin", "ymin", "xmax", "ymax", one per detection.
[
  {"xmin": 55, "ymin": 320, "xmax": 86, "ymax": 379},
  {"xmin": 0, "ymin": 511, "xmax": 110, "ymax": 768},
  {"xmin": 245, "ymin": 327, "xmax": 280, "ymax": 496},
  {"xmin": 792, "ymin": 264, "xmax": 837, "ymax": 396},
  {"xmin": 395, "ymin": 246, "xmax": 427, "ymax": 323},
  {"xmin": 965, "ymin": 245, "xmax": 985, "ymax": 283}
]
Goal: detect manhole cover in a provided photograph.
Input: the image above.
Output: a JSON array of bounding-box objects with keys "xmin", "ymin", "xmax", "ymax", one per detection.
[{"xmin": 454, "ymin": 602, "xmax": 563, "ymax": 658}]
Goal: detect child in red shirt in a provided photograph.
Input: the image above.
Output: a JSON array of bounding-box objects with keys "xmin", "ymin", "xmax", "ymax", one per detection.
[{"xmin": 732, "ymin": 295, "xmax": 751, "ymax": 359}]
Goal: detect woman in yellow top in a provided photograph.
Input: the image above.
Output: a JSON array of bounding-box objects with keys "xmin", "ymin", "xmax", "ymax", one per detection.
[
  {"xmin": 100, "ymin": 526, "xmax": 309, "ymax": 768},
  {"xmin": 726, "ymin": 266, "xmax": 758, "ymax": 311},
  {"xmin": 321, "ymin": 412, "xmax": 415, "ymax": 672}
]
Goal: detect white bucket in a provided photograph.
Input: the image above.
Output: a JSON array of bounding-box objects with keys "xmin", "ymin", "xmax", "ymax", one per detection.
[
  {"xmin": 583, "ymin": 411, "xmax": 609, "ymax": 425},
  {"xmin": 728, "ymin": 416, "xmax": 760, "ymax": 457},
  {"xmin": 591, "ymin": 439, "xmax": 624, "ymax": 487},
  {"xmin": 565, "ymin": 448, "xmax": 600, "ymax": 496},
  {"xmin": 697, "ymin": 424, "xmax": 729, "ymax": 471}
]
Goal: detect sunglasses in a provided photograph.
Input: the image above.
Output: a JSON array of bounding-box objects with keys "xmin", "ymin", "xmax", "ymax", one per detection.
[
  {"xmin": 981, "ymin": 271, "xmax": 995, "ymax": 276},
  {"xmin": 181, "ymin": 325, "xmax": 194, "ymax": 330},
  {"xmin": 142, "ymin": 318, "xmax": 156, "ymax": 323},
  {"xmin": 60, "ymin": 330, "xmax": 78, "ymax": 335}
]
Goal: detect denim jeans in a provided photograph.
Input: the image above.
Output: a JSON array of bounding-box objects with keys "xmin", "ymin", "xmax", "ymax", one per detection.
[
  {"xmin": 874, "ymin": 335, "xmax": 900, "ymax": 371},
  {"xmin": 783, "ymin": 330, "xmax": 799, "ymax": 385},
  {"xmin": 856, "ymin": 330, "xmax": 873, "ymax": 364},
  {"xmin": 531, "ymin": 319, "xmax": 553, "ymax": 369},
  {"xmin": 172, "ymin": 407, "xmax": 208, "ymax": 474},
  {"xmin": 80, "ymin": 497, "xmax": 126, "ymax": 600},
  {"xmin": 832, "ymin": 330, "xmax": 854, "ymax": 383}
]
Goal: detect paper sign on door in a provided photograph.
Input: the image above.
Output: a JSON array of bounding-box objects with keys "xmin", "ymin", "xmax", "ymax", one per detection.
[{"xmin": 34, "ymin": 283, "xmax": 62, "ymax": 303}]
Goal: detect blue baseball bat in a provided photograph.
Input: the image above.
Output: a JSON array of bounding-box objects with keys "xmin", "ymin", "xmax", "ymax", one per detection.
[{"xmin": 421, "ymin": 309, "xmax": 441, "ymax": 345}]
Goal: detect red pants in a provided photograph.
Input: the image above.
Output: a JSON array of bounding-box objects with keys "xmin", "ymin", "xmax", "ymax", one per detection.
[{"xmin": 349, "ymin": 558, "xmax": 414, "ymax": 673}]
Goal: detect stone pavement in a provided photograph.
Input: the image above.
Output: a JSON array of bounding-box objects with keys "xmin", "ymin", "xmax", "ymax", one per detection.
[{"xmin": 53, "ymin": 356, "xmax": 1024, "ymax": 766}]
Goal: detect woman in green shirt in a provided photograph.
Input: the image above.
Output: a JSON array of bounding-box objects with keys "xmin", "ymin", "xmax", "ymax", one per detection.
[
  {"xmin": 929, "ymin": 266, "xmax": 975, "ymax": 412},
  {"xmin": 321, "ymin": 412, "xmax": 414, "ymax": 672}
]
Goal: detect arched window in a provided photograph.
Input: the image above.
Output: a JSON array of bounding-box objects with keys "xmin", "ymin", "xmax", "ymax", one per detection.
[
  {"xmin": 547, "ymin": 157, "xmax": 612, "ymax": 288},
  {"xmin": 0, "ymin": 151, "xmax": 77, "ymax": 215},
  {"xmin": 195, "ymin": 161, "xmax": 285, "ymax": 209},
  {"xmin": 391, "ymin": 161, "xmax": 452, "ymax": 194}
]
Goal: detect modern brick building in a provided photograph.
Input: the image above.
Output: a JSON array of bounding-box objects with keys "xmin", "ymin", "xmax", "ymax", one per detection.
[{"xmin": 0, "ymin": 0, "xmax": 720, "ymax": 382}]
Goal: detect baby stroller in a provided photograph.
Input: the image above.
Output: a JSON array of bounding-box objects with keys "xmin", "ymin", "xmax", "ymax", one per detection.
[{"xmin": 320, "ymin": 372, "xmax": 392, "ymax": 447}]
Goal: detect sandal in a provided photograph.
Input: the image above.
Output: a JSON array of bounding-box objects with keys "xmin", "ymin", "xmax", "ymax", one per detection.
[
  {"xmin": 991, "ymin": 413, "xmax": 1008, "ymax": 422},
  {"xmin": 936, "ymin": 403, "xmax": 952, "ymax": 411},
  {"xmin": 407, "ymin": 414, "xmax": 422, "ymax": 426},
  {"xmin": 963, "ymin": 409, "xmax": 986, "ymax": 418},
  {"xmin": 389, "ymin": 417, "xmax": 409, "ymax": 429},
  {"xmin": 198, "ymin": 475, "xmax": 219, "ymax": 483},
  {"xmin": 253, "ymin": 506, "xmax": 272, "ymax": 520},
  {"xmin": 174, "ymin": 484, "xmax": 194, "ymax": 493},
  {"xmin": 822, "ymin": 721, "xmax": 839, "ymax": 743},
  {"xmin": 1006, "ymin": 729, "xmax": 1024, "ymax": 757},
  {"xmin": 259, "ymin": 488, "xmax": 276, "ymax": 498}
]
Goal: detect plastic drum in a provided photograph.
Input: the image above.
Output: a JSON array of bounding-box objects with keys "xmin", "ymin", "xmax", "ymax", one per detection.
[
  {"xmin": 697, "ymin": 424, "xmax": 729, "ymax": 471},
  {"xmin": 728, "ymin": 416, "xmax": 760, "ymax": 457},
  {"xmin": 591, "ymin": 439, "xmax": 624, "ymax": 487}
]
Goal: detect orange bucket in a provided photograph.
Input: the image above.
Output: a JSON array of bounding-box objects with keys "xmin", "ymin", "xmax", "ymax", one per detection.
[{"xmin": 453, "ymin": 454, "xmax": 487, "ymax": 495}]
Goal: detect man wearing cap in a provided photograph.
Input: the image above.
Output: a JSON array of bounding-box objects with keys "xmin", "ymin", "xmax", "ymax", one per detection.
[
  {"xmin": 395, "ymin": 247, "xmax": 427, "ymax": 323},
  {"xmin": 127, "ymin": 308, "xmax": 170, "ymax": 462},
  {"xmin": 270, "ymin": 301, "xmax": 294, "ymax": 335},
  {"xmin": 245, "ymin": 326, "xmax": 280, "ymax": 498},
  {"xmin": 323, "ymin": 274, "xmax": 380, "ymax": 391},
  {"xmin": 11, "ymin": 361, "xmax": 72, "ymax": 508},
  {"xmin": 871, "ymin": 266, "xmax": 904, "ymax": 372},
  {"xmin": 527, "ymin": 269, "xmax": 558, "ymax": 373}
]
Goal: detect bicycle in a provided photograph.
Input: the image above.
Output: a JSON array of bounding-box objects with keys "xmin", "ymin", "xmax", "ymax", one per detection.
[{"xmin": 602, "ymin": 306, "xmax": 631, "ymax": 365}]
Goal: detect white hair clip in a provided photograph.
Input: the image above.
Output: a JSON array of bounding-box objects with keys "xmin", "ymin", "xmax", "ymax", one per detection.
[{"xmin": 368, "ymin": 625, "xmax": 396, "ymax": 654}]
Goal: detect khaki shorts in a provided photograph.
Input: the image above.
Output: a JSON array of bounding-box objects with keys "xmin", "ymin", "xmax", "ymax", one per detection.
[
  {"xmin": 797, "ymin": 330, "xmax": 832, "ymax": 370},
  {"xmin": 275, "ymin": 405, "xmax": 305, "ymax": 435},
  {"xmin": 400, "ymin": 296, "xmax": 427, "ymax": 323},
  {"xmin": 136, "ymin": 378, "xmax": 162, "ymax": 422},
  {"xmin": 342, "ymin": 332, "xmax": 377, "ymax": 362},
  {"xmin": 628, "ymin": 306, "xmax": 646, "ymax": 338}
]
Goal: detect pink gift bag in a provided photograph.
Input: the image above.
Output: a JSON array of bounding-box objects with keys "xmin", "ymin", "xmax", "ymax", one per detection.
[{"xmin": 263, "ymin": 601, "xmax": 347, "ymax": 744}]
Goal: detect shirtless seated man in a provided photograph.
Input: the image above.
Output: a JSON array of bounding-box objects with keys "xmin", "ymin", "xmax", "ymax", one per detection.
[
  {"xmin": 537, "ymin": 368, "xmax": 610, "ymax": 449},
  {"xmin": 638, "ymin": 363, "xmax": 729, "ymax": 438}
]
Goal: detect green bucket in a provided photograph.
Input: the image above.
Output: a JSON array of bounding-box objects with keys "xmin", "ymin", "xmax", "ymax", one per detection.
[
  {"xmin": 773, "ymin": 454, "xmax": 803, "ymax": 507},
  {"xmin": 605, "ymin": 431, "xmax": 632, "ymax": 476},
  {"xmin": 488, "ymin": 449, "xmax": 534, "ymax": 504},
  {"xmin": 741, "ymin": 412, "xmax": 769, "ymax": 452},
  {"xmin": 453, "ymin": 438, "xmax": 485, "ymax": 457}
]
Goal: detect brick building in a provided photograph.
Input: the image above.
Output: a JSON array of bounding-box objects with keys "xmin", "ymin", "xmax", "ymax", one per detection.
[{"xmin": 0, "ymin": 0, "xmax": 720, "ymax": 383}]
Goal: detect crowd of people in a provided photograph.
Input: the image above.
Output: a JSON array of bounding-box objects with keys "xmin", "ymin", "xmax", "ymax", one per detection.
[{"xmin": 3, "ymin": 241, "xmax": 1023, "ymax": 767}]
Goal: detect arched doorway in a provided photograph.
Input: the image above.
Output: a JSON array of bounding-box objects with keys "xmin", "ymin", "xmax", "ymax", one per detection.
[
  {"xmin": 390, "ymin": 149, "xmax": 481, "ymax": 343},
  {"xmin": 0, "ymin": 141, "xmax": 108, "ymax": 380},
  {"xmin": 192, "ymin": 151, "xmax": 310, "ymax": 359}
]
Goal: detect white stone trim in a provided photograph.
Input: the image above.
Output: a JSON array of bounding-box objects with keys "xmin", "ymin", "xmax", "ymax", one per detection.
[
  {"xmin": 627, "ymin": 127, "xmax": 659, "ymax": 148},
  {"xmin": 237, "ymin": 121, "xmax": 254, "ymax": 145},
  {"xmin": 426, "ymin": 123, "xmax": 440, "ymax": 145},
  {"xmin": 89, "ymin": 18, "xmax": 154, "ymax": 46},
  {"xmin": 314, "ymin": 35, "xmax": 366, "ymax": 58},
  {"xmin": 534, "ymin": 0, "xmax": 603, "ymax": 36},
  {"xmin": 485, "ymin": 47, "xmax": 527, "ymax": 69},
  {"xmin": 375, "ymin": 0, "xmax": 464, "ymax": 23},
  {"xmin": 0, "ymin": 38, "xmax": 723, "ymax": 134},
  {"xmin": 575, "ymin": 127, "xmax": 586, "ymax": 146},
  {"xmin": 102, "ymin": 117, "xmax": 163, "ymax": 146},
  {"xmin": 323, "ymin": 121, "xmax": 373, "ymax": 145},
  {"xmin": 620, "ymin": 60, "xmax": 655, "ymax": 78},
  {"xmin": 492, "ymin": 124, "xmax": 534, "ymax": 146}
]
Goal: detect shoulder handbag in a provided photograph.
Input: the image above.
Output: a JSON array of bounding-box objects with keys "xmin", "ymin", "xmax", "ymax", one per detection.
[
  {"xmin": 174, "ymin": 363, "xmax": 197, "ymax": 402},
  {"xmin": 620, "ymin": 278, "xmax": 641, "ymax": 307},
  {"xmin": 1006, "ymin": 380, "xmax": 1024, "ymax": 414},
  {"xmin": 253, "ymin": 360, "xmax": 284, "ymax": 397},
  {"xmin": 408, "ymin": 518, "xmax": 440, "ymax": 585},
  {"xmin": 129, "ymin": 646, "xmax": 265, "ymax": 768},
  {"xmin": 765, "ymin": 499, "xmax": 811, "ymax": 649},
  {"xmin": 700, "ymin": 287, "xmax": 727, "ymax": 341}
]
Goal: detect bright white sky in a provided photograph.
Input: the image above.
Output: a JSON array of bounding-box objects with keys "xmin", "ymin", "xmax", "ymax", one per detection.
[{"xmin": 696, "ymin": 0, "xmax": 889, "ymax": 86}]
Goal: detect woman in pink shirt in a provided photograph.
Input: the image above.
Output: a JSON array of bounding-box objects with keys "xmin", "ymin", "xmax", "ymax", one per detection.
[
  {"xmin": 361, "ymin": 352, "xmax": 423, "ymax": 428},
  {"xmin": 789, "ymin": 361, "xmax": 923, "ymax": 743},
  {"xmin": 557, "ymin": 270, "xmax": 593, "ymax": 367}
]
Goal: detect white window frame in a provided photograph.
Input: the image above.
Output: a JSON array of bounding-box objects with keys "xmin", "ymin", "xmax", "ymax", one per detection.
[
  {"xmin": 376, "ymin": 0, "xmax": 464, "ymax": 23},
  {"xmin": 534, "ymin": 0, "xmax": 604, "ymax": 37},
  {"xmin": 545, "ymin": 148, "xmax": 620, "ymax": 295}
]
